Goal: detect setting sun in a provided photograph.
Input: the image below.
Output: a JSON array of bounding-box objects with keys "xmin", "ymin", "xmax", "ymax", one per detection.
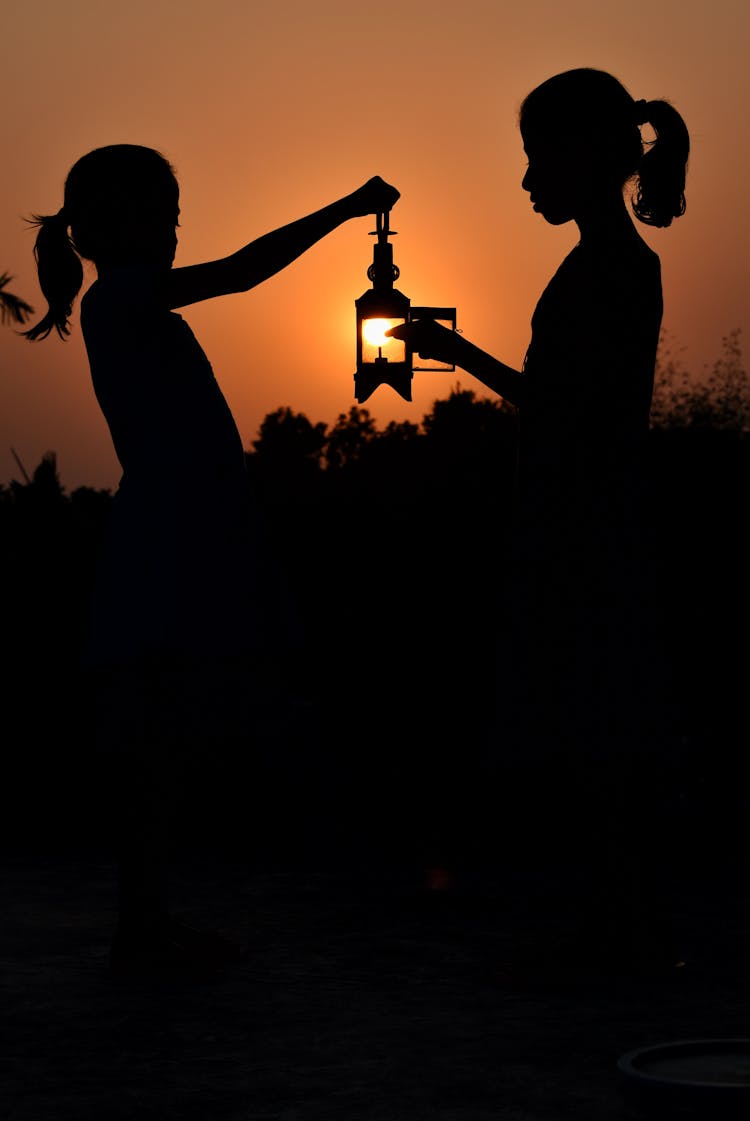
[{"xmin": 362, "ymin": 317, "xmax": 397, "ymax": 350}]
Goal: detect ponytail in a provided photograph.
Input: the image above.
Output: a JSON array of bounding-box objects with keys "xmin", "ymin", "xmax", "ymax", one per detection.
[
  {"xmin": 633, "ymin": 99, "xmax": 690, "ymax": 228},
  {"xmin": 22, "ymin": 209, "xmax": 84, "ymax": 341}
]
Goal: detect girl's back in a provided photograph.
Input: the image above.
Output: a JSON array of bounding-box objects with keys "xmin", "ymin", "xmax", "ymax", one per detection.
[{"xmin": 81, "ymin": 263, "xmax": 248, "ymax": 498}]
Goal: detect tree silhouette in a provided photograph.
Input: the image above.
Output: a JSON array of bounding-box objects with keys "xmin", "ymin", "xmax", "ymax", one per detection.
[
  {"xmin": 651, "ymin": 328, "xmax": 749, "ymax": 433},
  {"xmin": 0, "ymin": 274, "xmax": 34, "ymax": 326},
  {"xmin": 1, "ymin": 363, "xmax": 749, "ymax": 861},
  {"xmin": 251, "ymin": 405, "xmax": 328, "ymax": 469},
  {"xmin": 324, "ymin": 406, "xmax": 379, "ymax": 471}
]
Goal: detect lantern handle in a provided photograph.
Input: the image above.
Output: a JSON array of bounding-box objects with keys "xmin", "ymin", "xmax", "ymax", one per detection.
[{"xmin": 369, "ymin": 210, "xmax": 397, "ymax": 240}]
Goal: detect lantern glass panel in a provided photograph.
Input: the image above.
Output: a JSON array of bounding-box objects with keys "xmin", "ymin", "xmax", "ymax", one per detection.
[{"xmin": 361, "ymin": 316, "xmax": 406, "ymax": 365}]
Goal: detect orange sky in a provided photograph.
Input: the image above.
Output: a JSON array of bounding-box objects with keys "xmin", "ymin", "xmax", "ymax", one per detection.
[{"xmin": 2, "ymin": 0, "xmax": 748, "ymax": 492}]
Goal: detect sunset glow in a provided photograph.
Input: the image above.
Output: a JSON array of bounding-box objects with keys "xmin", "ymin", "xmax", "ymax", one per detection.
[{"xmin": 1, "ymin": 1, "xmax": 748, "ymax": 492}]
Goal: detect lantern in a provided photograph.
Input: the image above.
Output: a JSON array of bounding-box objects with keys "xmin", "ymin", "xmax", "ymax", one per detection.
[
  {"xmin": 354, "ymin": 212, "xmax": 457, "ymax": 404},
  {"xmin": 354, "ymin": 211, "xmax": 412, "ymax": 404}
]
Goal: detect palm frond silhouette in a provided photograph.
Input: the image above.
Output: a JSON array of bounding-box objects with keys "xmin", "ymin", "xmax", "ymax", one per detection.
[{"xmin": 0, "ymin": 273, "xmax": 34, "ymax": 325}]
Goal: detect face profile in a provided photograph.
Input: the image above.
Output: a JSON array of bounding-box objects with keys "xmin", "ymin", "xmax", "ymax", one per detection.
[
  {"xmin": 522, "ymin": 143, "xmax": 575, "ymax": 225},
  {"xmin": 132, "ymin": 206, "xmax": 180, "ymax": 269},
  {"xmin": 521, "ymin": 131, "xmax": 602, "ymax": 227}
]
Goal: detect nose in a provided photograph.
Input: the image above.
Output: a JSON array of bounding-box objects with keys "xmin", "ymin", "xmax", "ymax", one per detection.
[{"xmin": 522, "ymin": 166, "xmax": 533, "ymax": 194}]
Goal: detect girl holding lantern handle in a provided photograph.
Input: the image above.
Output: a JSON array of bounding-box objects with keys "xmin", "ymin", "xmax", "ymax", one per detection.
[
  {"xmin": 23, "ymin": 145, "xmax": 399, "ymax": 975},
  {"xmin": 388, "ymin": 67, "xmax": 690, "ymax": 975}
]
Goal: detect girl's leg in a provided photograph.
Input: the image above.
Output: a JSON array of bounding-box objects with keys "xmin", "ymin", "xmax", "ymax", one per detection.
[{"xmin": 98, "ymin": 658, "xmax": 246, "ymax": 974}]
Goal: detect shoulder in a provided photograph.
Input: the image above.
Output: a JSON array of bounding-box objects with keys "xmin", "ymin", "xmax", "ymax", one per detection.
[
  {"xmin": 573, "ymin": 236, "xmax": 661, "ymax": 314},
  {"xmin": 82, "ymin": 264, "xmax": 165, "ymax": 315},
  {"xmin": 81, "ymin": 264, "xmax": 168, "ymax": 341}
]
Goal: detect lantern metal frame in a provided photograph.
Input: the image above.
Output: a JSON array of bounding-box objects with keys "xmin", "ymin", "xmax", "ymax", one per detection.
[
  {"xmin": 354, "ymin": 212, "xmax": 457, "ymax": 404},
  {"xmin": 354, "ymin": 212, "xmax": 412, "ymax": 404}
]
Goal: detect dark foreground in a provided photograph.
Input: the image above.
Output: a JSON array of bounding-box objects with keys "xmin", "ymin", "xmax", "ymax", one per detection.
[{"xmin": 4, "ymin": 833, "xmax": 750, "ymax": 1121}]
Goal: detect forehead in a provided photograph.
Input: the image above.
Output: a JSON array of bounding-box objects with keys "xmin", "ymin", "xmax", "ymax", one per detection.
[
  {"xmin": 522, "ymin": 130, "xmax": 571, "ymax": 160},
  {"xmin": 140, "ymin": 175, "xmax": 179, "ymax": 211}
]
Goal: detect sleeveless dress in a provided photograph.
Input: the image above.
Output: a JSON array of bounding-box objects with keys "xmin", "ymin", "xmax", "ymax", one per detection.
[
  {"xmin": 78, "ymin": 260, "xmax": 304, "ymax": 762},
  {"xmin": 79, "ymin": 264, "xmax": 298, "ymax": 685},
  {"xmin": 500, "ymin": 232, "xmax": 664, "ymax": 757}
]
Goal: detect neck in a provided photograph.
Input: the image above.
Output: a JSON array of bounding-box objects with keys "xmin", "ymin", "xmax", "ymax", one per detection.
[{"xmin": 574, "ymin": 189, "xmax": 636, "ymax": 246}]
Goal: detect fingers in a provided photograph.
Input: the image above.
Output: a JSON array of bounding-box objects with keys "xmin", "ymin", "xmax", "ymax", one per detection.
[
  {"xmin": 385, "ymin": 321, "xmax": 433, "ymax": 359},
  {"xmin": 385, "ymin": 321, "xmax": 436, "ymax": 342},
  {"xmin": 385, "ymin": 319, "xmax": 454, "ymax": 364},
  {"xmin": 382, "ymin": 179, "xmax": 400, "ymax": 207},
  {"xmin": 361, "ymin": 176, "xmax": 400, "ymax": 213}
]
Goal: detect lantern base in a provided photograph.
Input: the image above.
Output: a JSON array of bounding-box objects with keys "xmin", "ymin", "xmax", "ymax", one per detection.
[{"xmin": 354, "ymin": 366, "xmax": 413, "ymax": 404}]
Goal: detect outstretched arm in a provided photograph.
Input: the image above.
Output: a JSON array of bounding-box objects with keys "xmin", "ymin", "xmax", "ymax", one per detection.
[
  {"xmin": 165, "ymin": 176, "xmax": 399, "ymax": 309},
  {"xmin": 386, "ymin": 319, "xmax": 526, "ymax": 409}
]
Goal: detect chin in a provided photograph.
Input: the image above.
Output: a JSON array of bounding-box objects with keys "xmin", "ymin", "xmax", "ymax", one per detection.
[
  {"xmin": 533, "ymin": 203, "xmax": 573, "ymax": 226},
  {"xmin": 535, "ymin": 207, "xmax": 572, "ymax": 226}
]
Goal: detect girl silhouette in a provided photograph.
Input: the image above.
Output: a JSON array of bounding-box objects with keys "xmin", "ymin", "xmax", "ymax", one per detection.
[
  {"xmin": 24, "ymin": 144, "xmax": 399, "ymax": 974},
  {"xmin": 389, "ymin": 68, "xmax": 690, "ymax": 972}
]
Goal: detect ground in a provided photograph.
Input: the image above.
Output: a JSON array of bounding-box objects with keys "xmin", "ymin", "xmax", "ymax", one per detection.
[{"xmin": 4, "ymin": 835, "xmax": 750, "ymax": 1121}]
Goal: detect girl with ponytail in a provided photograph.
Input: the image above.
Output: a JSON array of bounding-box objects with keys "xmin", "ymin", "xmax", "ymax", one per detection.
[
  {"xmin": 25, "ymin": 143, "xmax": 399, "ymax": 975},
  {"xmin": 389, "ymin": 68, "xmax": 690, "ymax": 974}
]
